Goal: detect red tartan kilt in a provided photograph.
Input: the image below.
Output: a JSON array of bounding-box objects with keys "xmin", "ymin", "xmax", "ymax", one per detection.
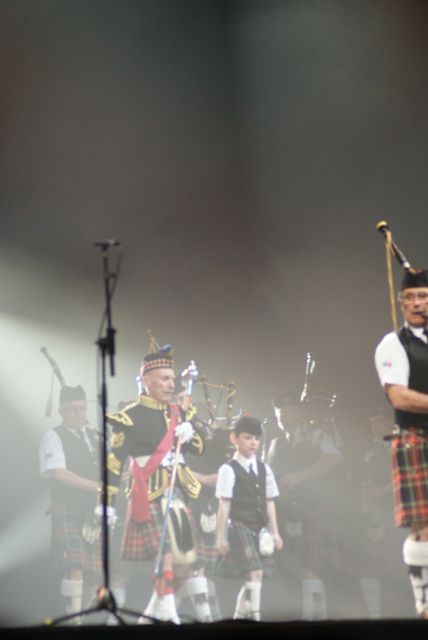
[
  {"xmin": 391, "ymin": 429, "xmax": 428, "ymax": 527},
  {"xmin": 121, "ymin": 499, "xmax": 166, "ymax": 561},
  {"xmin": 121, "ymin": 495, "xmax": 209, "ymax": 565}
]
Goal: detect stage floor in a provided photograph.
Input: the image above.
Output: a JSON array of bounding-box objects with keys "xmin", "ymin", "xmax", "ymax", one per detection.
[{"xmin": 1, "ymin": 619, "xmax": 428, "ymax": 640}]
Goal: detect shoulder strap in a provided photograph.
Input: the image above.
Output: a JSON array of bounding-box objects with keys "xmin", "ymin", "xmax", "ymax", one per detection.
[{"xmin": 128, "ymin": 402, "xmax": 180, "ymax": 523}]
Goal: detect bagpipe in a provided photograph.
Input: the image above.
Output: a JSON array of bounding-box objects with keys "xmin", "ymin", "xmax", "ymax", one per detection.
[
  {"xmin": 40, "ymin": 346, "xmax": 99, "ymax": 433},
  {"xmin": 299, "ymin": 352, "xmax": 337, "ymax": 433},
  {"xmin": 195, "ymin": 376, "xmax": 237, "ymax": 435},
  {"xmin": 269, "ymin": 352, "xmax": 340, "ymax": 460},
  {"xmin": 144, "ymin": 329, "xmax": 239, "ymax": 434},
  {"xmin": 40, "ymin": 346, "xmax": 67, "ymax": 417},
  {"xmin": 376, "ymin": 220, "xmax": 416, "ymax": 331},
  {"xmin": 40, "ymin": 347, "xmax": 102, "ymax": 543}
]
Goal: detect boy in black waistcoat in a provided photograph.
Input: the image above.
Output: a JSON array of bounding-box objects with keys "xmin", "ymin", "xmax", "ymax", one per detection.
[{"xmin": 215, "ymin": 416, "xmax": 283, "ymax": 620}]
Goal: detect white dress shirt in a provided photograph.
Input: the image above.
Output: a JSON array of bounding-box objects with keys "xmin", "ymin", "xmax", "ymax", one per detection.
[
  {"xmin": 39, "ymin": 426, "xmax": 95, "ymax": 477},
  {"xmin": 375, "ymin": 324, "xmax": 428, "ymax": 388},
  {"xmin": 215, "ymin": 452, "xmax": 279, "ymax": 500}
]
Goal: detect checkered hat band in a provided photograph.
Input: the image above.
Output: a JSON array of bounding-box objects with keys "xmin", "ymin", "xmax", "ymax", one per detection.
[{"xmin": 143, "ymin": 358, "xmax": 174, "ymax": 374}]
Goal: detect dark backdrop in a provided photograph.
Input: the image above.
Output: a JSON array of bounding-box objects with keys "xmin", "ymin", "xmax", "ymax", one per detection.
[{"xmin": 0, "ymin": 0, "xmax": 426, "ymax": 625}]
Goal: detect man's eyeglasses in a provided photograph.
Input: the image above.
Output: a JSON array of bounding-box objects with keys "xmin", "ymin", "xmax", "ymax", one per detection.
[{"xmin": 399, "ymin": 292, "xmax": 428, "ymax": 303}]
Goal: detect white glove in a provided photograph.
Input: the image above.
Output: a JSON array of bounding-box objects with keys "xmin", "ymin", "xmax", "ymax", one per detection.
[
  {"xmin": 94, "ymin": 504, "xmax": 118, "ymax": 527},
  {"xmin": 174, "ymin": 420, "xmax": 194, "ymax": 444}
]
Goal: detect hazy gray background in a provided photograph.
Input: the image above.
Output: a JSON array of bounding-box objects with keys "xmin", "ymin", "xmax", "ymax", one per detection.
[{"xmin": 0, "ymin": 0, "xmax": 426, "ymax": 624}]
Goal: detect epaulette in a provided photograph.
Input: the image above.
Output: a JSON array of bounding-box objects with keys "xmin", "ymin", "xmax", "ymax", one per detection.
[
  {"xmin": 120, "ymin": 399, "xmax": 140, "ymax": 412},
  {"xmin": 106, "ymin": 408, "xmax": 135, "ymax": 428}
]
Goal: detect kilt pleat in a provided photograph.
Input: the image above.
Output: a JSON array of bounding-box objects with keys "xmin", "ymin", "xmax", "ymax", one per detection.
[
  {"xmin": 121, "ymin": 499, "xmax": 169, "ymax": 561},
  {"xmin": 121, "ymin": 493, "xmax": 207, "ymax": 566},
  {"xmin": 215, "ymin": 522, "xmax": 263, "ymax": 579},
  {"xmin": 51, "ymin": 499, "xmax": 101, "ymax": 575},
  {"xmin": 391, "ymin": 429, "xmax": 428, "ymax": 527},
  {"xmin": 279, "ymin": 499, "xmax": 339, "ymax": 574}
]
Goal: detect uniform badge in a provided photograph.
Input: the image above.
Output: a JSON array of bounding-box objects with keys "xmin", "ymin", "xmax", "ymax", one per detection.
[{"xmin": 111, "ymin": 432, "xmax": 125, "ymax": 448}]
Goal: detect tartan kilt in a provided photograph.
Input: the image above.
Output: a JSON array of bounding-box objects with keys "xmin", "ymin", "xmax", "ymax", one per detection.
[
  {"xmin": 191, "ymin": 490, "xmax": 219, "ymax": 575},
  {"xmin": 391, "ymin": 428, "xmax": 428, "ymax": 527},
  {"xmin": 279, "ymin": 499, "xmax": 340, "ymax": 575},
  {"xmin": 215, "ymin": 521, "xmax": 264, "ymax": 579},
  {"xmin": 121, "ymin": 491, "xmax": 206, "ymax": 565},
  {"xmin": 195, "ymin": 530, "xmax": 219, "ymax": 576},
  {"xmin": 50, "ymin": 498, "xmax": 101, "ymax": 576}
]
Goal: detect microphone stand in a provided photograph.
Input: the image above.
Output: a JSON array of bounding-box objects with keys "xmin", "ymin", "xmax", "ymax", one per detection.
[{"xmin": 46, "ymin": 241, "xmax": 140, "ymax": 626}]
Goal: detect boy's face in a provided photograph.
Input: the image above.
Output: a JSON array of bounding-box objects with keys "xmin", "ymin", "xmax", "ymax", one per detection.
[{"xmin": 230, "ymin": 431, "xmax": 260, "ymax": 458}]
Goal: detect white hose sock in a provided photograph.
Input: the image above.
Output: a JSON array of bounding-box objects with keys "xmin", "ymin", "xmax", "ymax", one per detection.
[
  {"xmin": 403, "ymin": 537, "xmax": 428, "ymax": 616},
  {"xmin": 233, "ymin": 581, "xmax": 261, "ymax": 620},
  {"xmin": 61, "ymin": 578, "xmax": 83, "ymax": 616},
  {"xmin": 140, "ymin": 591, "xmax": 180, "ymax": 624},
  {"xmin": 185, "ymin": 576, "xmax": 212, "ymax": 622},
  {"xmin": 302, "ymin": 578, "xmax": 327, "ymax": 621}
]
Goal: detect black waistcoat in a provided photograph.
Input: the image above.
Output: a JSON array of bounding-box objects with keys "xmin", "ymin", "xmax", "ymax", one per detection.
[
  {"xmin": 228, "ymin": 459, "xmax": 268, "ymax": 532},
  {"xmin": 396, "ymin": 327, "xmax": 428, "ymax": 429},
  {"xmin": 52, "ymin": 425, "xmax": 99, "ymax": 506}
]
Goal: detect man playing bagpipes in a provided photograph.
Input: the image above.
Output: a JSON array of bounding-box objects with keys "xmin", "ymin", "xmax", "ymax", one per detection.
[
  {"xmin": 105, "ymin": 345, "xmax": 212, "ymax": 623},
  {"xmin": 375, "ymin": 222, "xmax": 428, "ymax": 618},
  {"xmin": 39, "ymin": 385, "xmax": 101, "ymax": 619}
]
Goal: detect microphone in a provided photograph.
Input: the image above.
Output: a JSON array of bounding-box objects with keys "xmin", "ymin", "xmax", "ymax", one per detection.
[{"xmin": 93, "ymin": 239, "xmax": 121, "ymax": 248}]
